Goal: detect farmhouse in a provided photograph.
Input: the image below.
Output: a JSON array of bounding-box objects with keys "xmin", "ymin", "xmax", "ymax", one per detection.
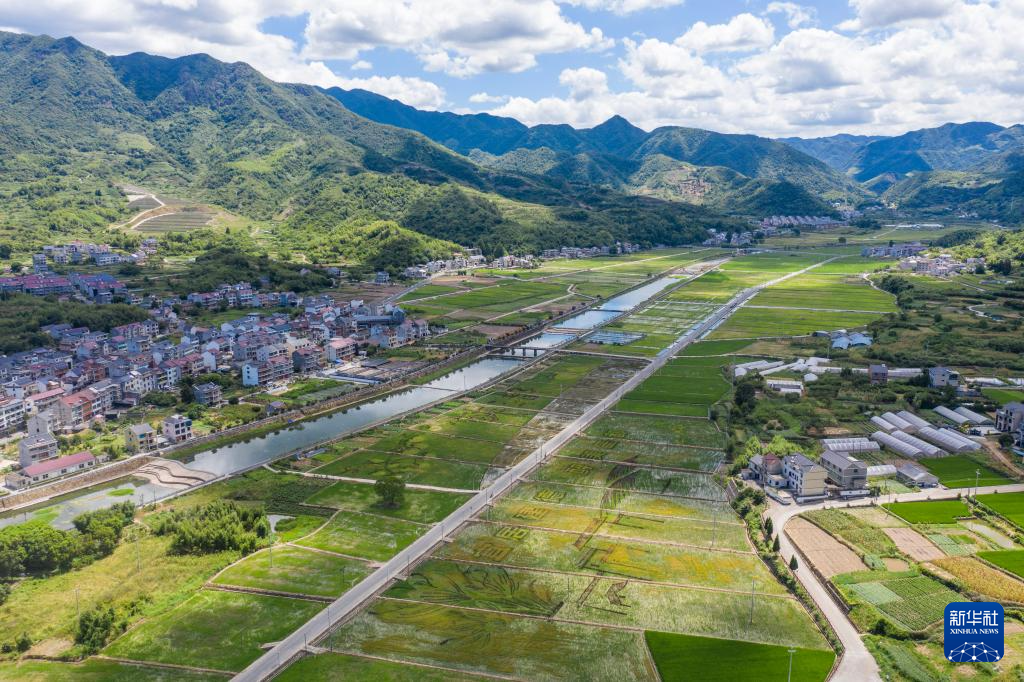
[
  {"xmin": 6, "ymin": 450, "xmax": 97, "ymax": 490},
  {"xmin": 126, "ymin": 422, "xmax": 156, "ymax": 453},
  {"xmin": 783, "ymin": 454, "xmax": 827, "ymax": 500},
  {"xmin": 820, "ymin": 450, "xmax": 868, "ymax": 492},
  {"xmin": 162, "ymin": 414, "xmax": 193, "ymax": 443}
]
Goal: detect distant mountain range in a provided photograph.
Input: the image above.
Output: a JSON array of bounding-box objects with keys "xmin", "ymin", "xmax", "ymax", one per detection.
[
  {"xmin": 779, "ymin": 123, "xmax": 1024, "ymax": 221},
  {"xmin": 0, "ymin": 31, "xmax": 750, "ymax": 266},
  {"xmin": 0, "ymin": 31, "xmax": 1020, "ymax": 271},
  {"xmin": 328, "ymin": 88, "xmax": 860, "ymax": 214}
]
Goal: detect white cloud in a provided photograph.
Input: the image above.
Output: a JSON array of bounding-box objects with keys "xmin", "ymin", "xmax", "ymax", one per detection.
[
  {"xmin": 0, "ymin": 1, "xmax": 447, "ymax": 110},
  {"xmin": 490, "ymin": 2, "xmax": 1024, "ymax": 137},
  {"xmin": 765, "ymin": 2, "xmax": 817, "ymax": 29},
  {"xmin": 350, "ymin": 59, "xmax": 372, "ymax": 71},
  {"xmin": 3, "ymin": 0, "xmax": 1024, "ymax": 137},
  {"xmin": 839, "ymin": 0, "xmax": 959, "ymax": 31},
  {"xmin": 676, "ymin": 13, "xmax": 774, "ymax": 53},
  {"xmin": 469, "ymin": 92, "xmax": 507, "ymax": 103},
  {"xmin": 302, "ymin": 0, "xmax": 612, "ymax": 77},
  {"xmin": 558, "ymin": 0, "xmax": 683, "ymax": 15}
]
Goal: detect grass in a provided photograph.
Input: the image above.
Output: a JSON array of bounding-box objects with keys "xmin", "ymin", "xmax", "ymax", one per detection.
[
  {"xmin": 0, "ymin": 659, "xmax": 223, "ymax": 681},
  {"xmin": 981, "ymin": 387, "xmax": 1024, "ymax": 405},
  {"xmin": 676, "ymin": 339, "xmax": 753, "ymax": 356},
  {"xmin": 977, "ymin": 492, "xmax": 1024, "ymax": 528},
  {"xmin": 644, "ymin": 632, "xmax": 835, "ymax": 682},
  {"xmin": 104, "ymin": 590, "xmax": 322, "ymax": 672},
  {"xmin": 296, "ymin": 511, "xmax": 427, "ymax": 562},
  {"xmin": 882, "ymin": 499, "xmax": 971, "ymax": 525},
  {"xmin": 0, "ymin": 534, "xmax": 234, "ymax": 645},
  {"xmin": 360, "ymin": 429, "xmax": 507, "ymax": 464},
  {"xmin": 277, "ymin": 653, "xmax": 484, "ymax": 681},
  {"xmin": 212, "ymin": 545, "xmax": 372, "ymax": 597},
  {"xmin": 313, "ymin": 450, "xmax": 488, "ymax": 490},
  {"xmin": 920, "ymin": 456, "xmax": 1011, "ymax": 489},
  {"xmin": 305, "ymin": 481, "xmax": 471, "ymax": 524}
]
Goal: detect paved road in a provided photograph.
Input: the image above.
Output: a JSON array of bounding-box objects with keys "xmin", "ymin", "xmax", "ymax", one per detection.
[
  {"xmin": 234, "ymin": 255, "xmax": 843, "ymax": 681},
  {"xmin": 770, "ymin": 482, "xmax": 1024, "ymax": 682}
]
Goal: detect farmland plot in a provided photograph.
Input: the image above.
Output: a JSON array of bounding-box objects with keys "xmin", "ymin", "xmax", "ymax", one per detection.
[
  {"xmin": 836, "ymin": 572, "xmax": 959, "ymax": 631},
  {"xmin": 384, "ymin": 561, "xmax": 826, "ymax": 649},
  {"xmin": 437, "ymin": 522, "xmax": 787, "ymax": 593},
  {"xmin": 486, "ymin": 498, "xmax": 749, "ymax": 550},
  {"xmin": 507, "ymin": 481, "xmax": 733, "ymax": 522},
  {"xmin": 585, "ymin": 413, "xmax": 726, "ymax": 448},
  {"xmin": 787, "ymin": 517, "xmax": 867, "ymax": 578},
  {"xmin": 531, "ymin": 459, "xmax": 727, "ymax": 501},
  {"xmin": 558, "ymin": 437, "xmax": 723, "ymax": 471}
]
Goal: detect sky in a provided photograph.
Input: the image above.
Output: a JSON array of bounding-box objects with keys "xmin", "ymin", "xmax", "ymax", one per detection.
[{"xmin": 1, "ymin": 0, "xmax": 1023, "ymax": 138}]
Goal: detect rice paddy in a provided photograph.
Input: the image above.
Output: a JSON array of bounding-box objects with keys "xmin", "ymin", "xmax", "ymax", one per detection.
[
  {"xmin": 920, "ymin": 457, "xmax": 1011, "ymax": 489},
  {"xmin": 104, "ymin": 590, "xmax": 323, "ymax": 672}
]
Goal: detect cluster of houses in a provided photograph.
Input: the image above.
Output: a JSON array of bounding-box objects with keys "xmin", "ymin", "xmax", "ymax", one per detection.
[
  {"xmin": 541, "ymin": 243, "xmax": 640, "ymax": 259},
  {"xmin": 861, "ymin": 242, "xmax": 927, "ymax": 259},
  {"xmin": 38, "ymin": 239, "xmax": 157, "ymax": 267},
  {"xmin": 898, "ymin": 253, "xmax": 985, "ymax": 277},
  {"xmin": 0, "ymin": 271, "xmax": 129, "ymax": 303},
  {"xmin": 758, "ymin": 216, "xmax": 846, "ymax": 230},
  {"xmin": 746, "ymin": 394, "xmax": 1024, "ymax": 504},
  {"xmin": 702, "ymin": 229, "xmax": 755, "ymax": 247},
  {"xmin": 0, "ymin": 296, "xmax": 432, "ymax": 438},
  {"xmin": 400, "ymin": 249, "xmax": 489, "ymax": 279},
  {"xmin": 186, "ymin": 282, "xmax": 299, "ymax": 310},
  {"xmin": 748, "ymin": 443, "xmax": 869, "ymax": 504}
]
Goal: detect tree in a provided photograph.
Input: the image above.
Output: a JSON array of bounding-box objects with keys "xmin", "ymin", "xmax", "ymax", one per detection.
[
  {"xmin": 789, "ymin": 555, "xmax": 799, "ymax": 570},
  {"xmin": 763, "ymin": 517, "xmax": 774, "ymax": 537},
  {"xmin": 735, "ymin": 383, "xmax": 756, "ymax": 409},
  {"xmin": 772, "ymin": 536, "xmax": 781, "ymax": 552},
  {"xmin": 374, "ymin": 476, "xmax": 405, "ymax": 509}
]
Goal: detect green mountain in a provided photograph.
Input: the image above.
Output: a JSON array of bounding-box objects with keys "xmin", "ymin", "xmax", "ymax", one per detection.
[
  {"xmin": 781, "ymin": 123, "xmax": 1024, "ymax": 181},
  {"xmin": 0, "ymin": 32, "xmax": 739, "ymax": 267},
  {"xmin": 326, "ymin": 88, "xmax": 858, "ymax": 211}
]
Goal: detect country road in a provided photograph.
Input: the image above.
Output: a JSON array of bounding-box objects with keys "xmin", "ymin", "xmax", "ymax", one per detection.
[
  {"xmin": 234, "ymin": 255, "xmax": 844, "ymax": 681},
  {"xmin": 769, "ymin": 482, "xmax": 1024, "ymax": 682}
]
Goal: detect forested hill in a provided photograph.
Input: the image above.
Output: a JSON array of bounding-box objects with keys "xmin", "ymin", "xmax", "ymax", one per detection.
[
  {"xmin": 325, "ymin": 87, "xmax": 859, "ymax": 212},
  {"xmin": 0, "ymin": 32, "xmax": 742, "ymax": 266}
]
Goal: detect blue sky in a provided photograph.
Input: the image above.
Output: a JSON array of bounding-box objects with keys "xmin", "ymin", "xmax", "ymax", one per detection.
[{"xmin": 2, "ymin": 0, "xmax": 1022, "ymax": 137}]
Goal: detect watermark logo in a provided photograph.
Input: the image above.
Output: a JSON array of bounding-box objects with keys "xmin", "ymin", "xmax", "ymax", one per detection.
[{"xmin": 944, "ymin": 602, "xmax": 1003, "ymax": 663}]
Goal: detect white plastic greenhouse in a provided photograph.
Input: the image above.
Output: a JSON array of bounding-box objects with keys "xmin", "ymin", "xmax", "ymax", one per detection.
[
  {"xmin": 934, "ymin": 406, "xmax": 971, "ymax": 425},
  {"xmin": 897, "ymin": 410, "xmax": 932, "ymax": 432},
  {"xmin": 890, "ymin": 430, "xmax": 946, "ymax": 457},
  {"xmin": 822, "ymin": 437, "xmax": 881, "ymax": 453},
  {"xmin": 871, "ymin": 415, "xmax": 897, "ymax": 432},
  {"xmin": 871, "ymin": 431, "xmax": 923, "ymax": 458}
]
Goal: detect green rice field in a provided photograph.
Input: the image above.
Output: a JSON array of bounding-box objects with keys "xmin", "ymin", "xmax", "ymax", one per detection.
[
  {"xmin": 977, "ymin": 492, "xmax": 1024, "ymax": 528},
  {"xmin": 977, "ymin": 549, "xmax": 1024, "ymax": 578},
  {"xmin": 212, "ymin": 545, "xmax": 371, "ymax": 597},
  {"xmin": 104, "ymin": 590, "xmax": 322, "ymax": 672},
  {"xmin": 921, "ymin": 457, "xmax": 1012, "ymax": 489},
  {"xmin": 882, "ymin": 500, "xmax": 971, "ymax": 525},
  {"xmin": 296, "ymin": 511, "xmax": 428, "ymax": 562},
  {"xmin": 645, "ymin": 632, "xmax": 835, "ymax": 682}
]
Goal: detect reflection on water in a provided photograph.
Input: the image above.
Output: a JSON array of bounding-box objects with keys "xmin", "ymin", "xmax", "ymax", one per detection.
[
  {"xmin": 2, "ymin": 274, "xmax": 680, "ymax": 528},
  {"xmin": 0, "ymin": 478, "xmax": 174, "ymax": 530}
]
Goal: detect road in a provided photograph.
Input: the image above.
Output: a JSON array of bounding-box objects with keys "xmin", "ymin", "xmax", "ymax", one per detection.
[
  {"xmin": 769, "ymin": 482, "xmax": 1024, "ymax": 682},
  {"xmin": 234, "ymin": 255, "xmax": 844, "ymax": 681}
]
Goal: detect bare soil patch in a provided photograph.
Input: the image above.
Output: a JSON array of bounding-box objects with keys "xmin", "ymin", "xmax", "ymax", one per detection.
[
  {"xmin": 884, "ymin": 527, "xmax": 944, "ymax": 561},
  {"xmin": 883, "ymin": 558, "xmax": 910, "ymax": 571},
  {"xmin": 787, "ymin": 517, "xmax": 867, "ymax": 577}
]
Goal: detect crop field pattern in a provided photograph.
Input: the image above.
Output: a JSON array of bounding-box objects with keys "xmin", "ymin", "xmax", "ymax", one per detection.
[
  {"xmin": 836, "ymin": 572, "xmax": 959, "ymax": 631},
  {"xmin": 286, "ymin": 252, "xmax": 836, "ymax": 680}
]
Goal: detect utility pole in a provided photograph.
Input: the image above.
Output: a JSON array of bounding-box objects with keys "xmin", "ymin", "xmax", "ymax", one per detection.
[
  {"xmin": 787, "ymin": 648, "xmax": 796, "ymax": 682},
  {"xmin": 75, "ymin": 588, "xmax": 80, "ymax": 618},
  {"xmin": 975, "ymin": 469, "xmax": 981, "ymax": 500},
  {"xmin": 135, "ymin": 531, "xmax": 141, "ymax": 572},
  {"xmin": 269, "ymin": 543, "xmax": 273, "ymax": 569}
]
